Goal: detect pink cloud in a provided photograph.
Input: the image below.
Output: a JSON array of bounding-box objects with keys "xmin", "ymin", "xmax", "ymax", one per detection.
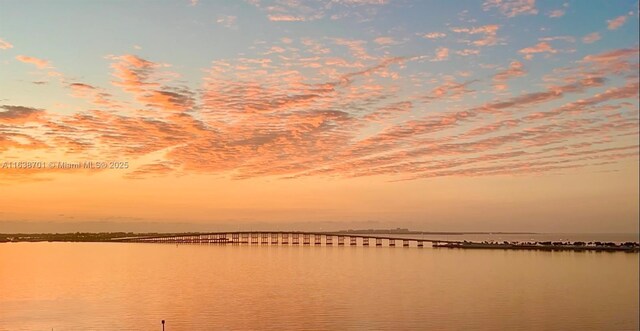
[
  {"xmin": 518, "ymin": 42, "xmax": 557, "ymax": 59},
  {"xmin": 364, "ymin": 101, "xmax": 412, "ymax": 122},
  {"xmin": 373, "ymin": 37, "xmax": 398, "ymax": 45},
  {"xmin": 15, "ymin": 55, "xmax": 50, "ymax": 69},
  {"xmin": 582, "ymin": 47, "xmax": 639, "ymax": 64},
  {"xmin": 0, "ymin": 38, "xmax": 13, "ymax": 50},
  {"xmin": 422, "ymin": 32, "xmax": 446, "ymax": 39},
  {"xmin": 332, "ymin": 38, "xmax": 373, "ymax": 60},
  {"xmin": 451, "ymin": 24, "xmax": 500, "ymax": 46},
  {"xmin": 250, "ymin": 0, "xmax": 388, "ymax": 22},
  {"xmin": 68, "ymin": 82, "xmax": 120, "ymax": 109},
  {"xmin": 2, "ymin": 40, "xmax": 638, "ymax": 182},
  {"xmin": 433, "ymin": 47, "xmax": 449, "ymax": 61},
  {"xmin": 607, "ymin": 15, "xmax": 627, "ymax": 30},
  {"xmin": 547, "ymin": 9, "xmax": 565, "ymax": 18},
  {"xmin": 110, "ymin": 54, "xmax": 159, "ymax": 92},
  {"xmin": 483, "ymin": 0, "xmax": 538, "ymax": 17},
  {"xmin": 493, "ymin": 61, "xmax": 526, "ymax": 90},
  {"xmin": 424, "ymin": 80, "xmax": 476, "ymax": 102},
  {"xmin": 456, "ymin": 49, "xmax": 480, "ymax": 56},
  {"xmin": 216, "ymin": 15, "xmax": 237, "ymax": 29},
  {"xmin": 268, "ymin": 14, "xmax": 306, "ymax": 22},
  {"xmin": 582, "ymin": 32, "xmax": 601, "ymax": 44}
]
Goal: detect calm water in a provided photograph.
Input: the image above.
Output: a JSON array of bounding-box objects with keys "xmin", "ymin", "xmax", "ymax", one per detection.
[{"xmin": 0, "ymin": 242, "xmax": 638, "ymax": 331}]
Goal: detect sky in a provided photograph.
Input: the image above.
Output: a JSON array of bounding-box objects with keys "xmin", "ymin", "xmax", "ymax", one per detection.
[{"xmin": 0, "ymin": 0, "xmax": 638, "ymax": 233}]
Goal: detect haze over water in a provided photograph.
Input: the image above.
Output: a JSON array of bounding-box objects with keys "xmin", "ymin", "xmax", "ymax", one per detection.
[{"xmin": 0, "ymin": 242, "xmax": 637, "ymax": 331}]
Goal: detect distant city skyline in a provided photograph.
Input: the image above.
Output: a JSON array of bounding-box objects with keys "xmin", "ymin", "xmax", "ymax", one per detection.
[{"xmin": 0, "ymin": 0, "xmax": 638, "ymax": 232}]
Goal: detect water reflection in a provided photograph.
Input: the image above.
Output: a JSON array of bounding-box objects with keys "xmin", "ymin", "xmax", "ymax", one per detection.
[{"xmin": 0, "ymin": 242, "xmax": 638, "ymax": 330}]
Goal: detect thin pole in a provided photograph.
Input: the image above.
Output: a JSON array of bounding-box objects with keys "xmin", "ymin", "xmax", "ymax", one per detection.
[{"xmin": 162, "ymin": 320, "xmax": 165, "ymax": 331}]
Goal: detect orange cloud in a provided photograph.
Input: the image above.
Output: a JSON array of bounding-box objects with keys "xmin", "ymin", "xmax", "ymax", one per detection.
[
  {"xmin": 125, "ymin": 162, "xmax": 178, "ymax": 179},
  {"xmin": 69, "ymin": 82, "xmax": 120, "ymax": 109},
  {"xmin": 15, "ymin": 55, "xmax": 50, "ymax": 69},
  {"xmin": 1, "ymin": 42, "xmax": 638, "ymax": 183},
  {"xmin": 0, "ymin": 38, "xmax": 13, "ymax": 50},
  {"xmin": 0, "ymin": 105, "xmax": 44, "ymax": 124}
]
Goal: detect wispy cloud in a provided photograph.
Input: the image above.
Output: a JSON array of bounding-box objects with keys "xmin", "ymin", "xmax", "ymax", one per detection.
[
  {"xmin": 519, "ymin": 42, "xmax": 557, "ymax": 59},
  {"xmin": 547, "ymin": 9, "xmax": 565, "ymax": 18},
  {"xmin": 433, "ymin": 47, "xmax": 449, "ymax": 61},
  {"xmin": 607, "ymin": 15, "xmax": 628, "ymax": 30},
  {"xmin": 0, "ymin": 105, "xmax": 44, "ymax": 124},
  {"xmin": 421, "ymin": 32, "xmax": 446, "ymax": 39},
  {"xmin": 582, "ymin": 32, "xmax": 601, "ymax": 44},
  {"xmin": 15, "ymin": 55, "xmax": 50, "ymax": 69},
  {"xmin": 373, "ymin": 36, "xmax": 399, "ymax": 45},
  {"xmin": 216, "ymin": 15, "xmax": 238, "ymax": 29},
  {"xmin": 451, "ymin": 24, "xmax": 500, "ymax": 46},
  {"xmin": 248, "ymin": 0, "xmax": 388, "ymax": 22},
  {"xmin": 493, "ymin": 61, "xmax": 526, "ymax": 90},
  {"xmin": 268, "ymin": 14, "xmax": 307, "ymax": 22},
  {"xmin": 1, "ymin": 2, "xmax": 638, "ymax": 185},
  {"xmin": 0, "ymin": 38, "xmax": 13, "ymax": 50},
  {"xmin": 483, "ymin": 0, "xmax": 538, "ymax": 17}
]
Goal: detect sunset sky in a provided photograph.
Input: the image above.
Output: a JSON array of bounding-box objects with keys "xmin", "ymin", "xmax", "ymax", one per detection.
[{"xmin": 0, "ymin": 0, "xmax": 638, "ymax": 233}]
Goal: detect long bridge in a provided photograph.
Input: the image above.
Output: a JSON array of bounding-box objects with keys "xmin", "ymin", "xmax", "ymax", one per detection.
[{"xmin": 112, "ymin": 231, "xmax": 460, "ymax": 247}]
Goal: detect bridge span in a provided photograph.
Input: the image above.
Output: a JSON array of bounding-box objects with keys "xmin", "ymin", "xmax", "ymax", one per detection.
[{"xmin": 112, "ymin": 231, "xmax": 463, "ymax": 247}]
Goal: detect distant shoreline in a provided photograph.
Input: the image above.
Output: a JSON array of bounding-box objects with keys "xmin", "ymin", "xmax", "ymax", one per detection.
[
  {"xmin": 337, "ymin": 229, "xmax": 538, "ymax": 235},
  {"xmin": 1, "ymin": 229, "xmax": 542, "ymax": 243},
  {"xmin": 4, "ymin": 230, "xmax": 630, "ymax": 244}
]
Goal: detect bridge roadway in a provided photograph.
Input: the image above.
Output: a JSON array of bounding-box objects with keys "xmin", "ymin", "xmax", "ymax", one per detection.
[{"xmin": 112, "ymin": 231, "xmax": 463, "ymax": 247}]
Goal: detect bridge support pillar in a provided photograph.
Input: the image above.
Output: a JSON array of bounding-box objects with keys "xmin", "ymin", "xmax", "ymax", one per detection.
[
  {"xmin": 232, "ymin": 233, "xmax": 240, "ymax": 244},
  {"xmin": 241, "ymin": 233, "xmax": 249, "ymax": 244}
]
